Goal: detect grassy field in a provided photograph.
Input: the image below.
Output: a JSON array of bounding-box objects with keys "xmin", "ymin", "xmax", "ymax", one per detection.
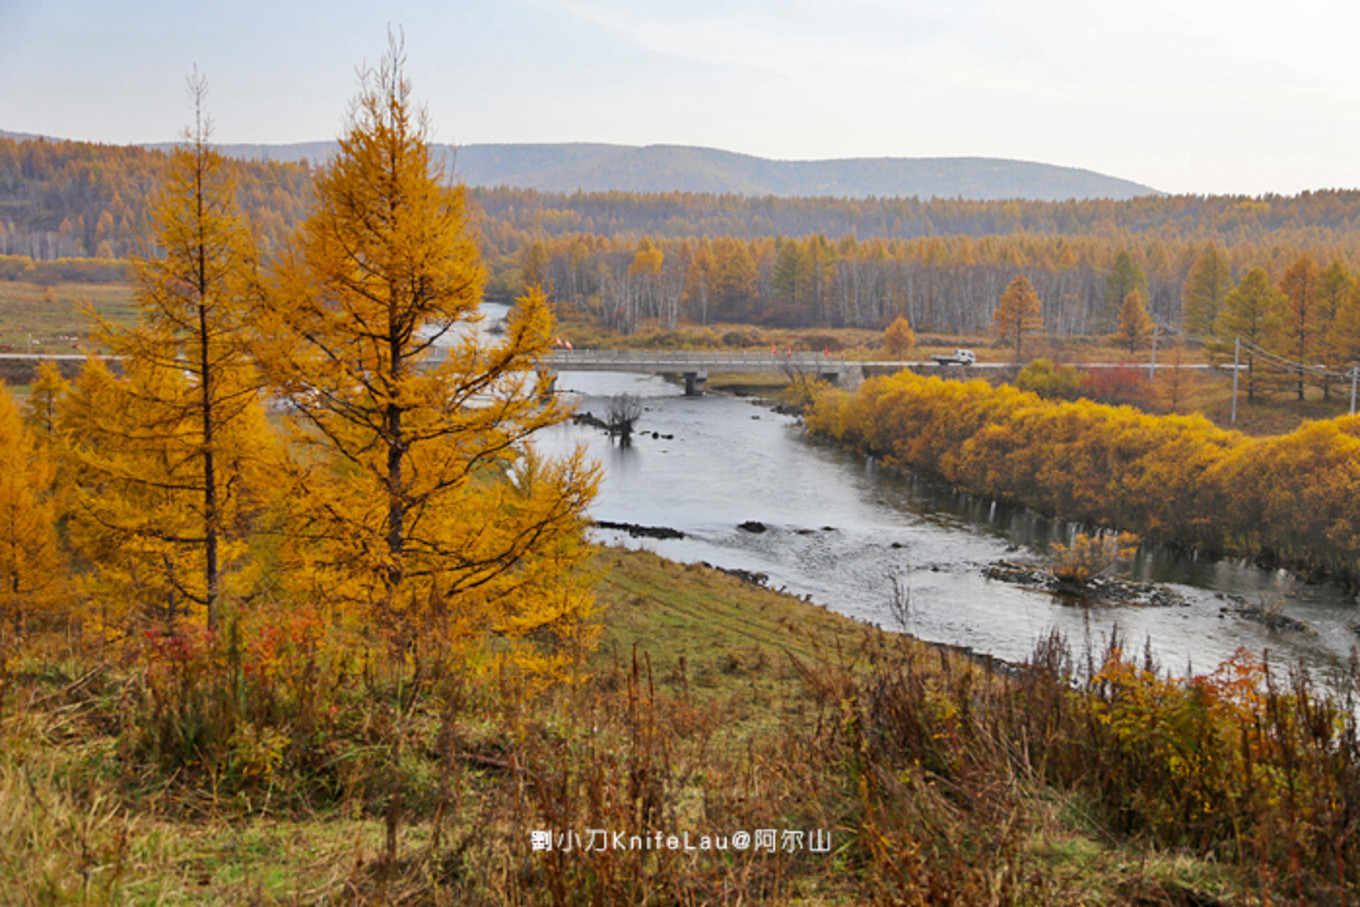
[
  {"xmin": 3, "ymin": 546, "xmax": 1303, "ymax": 905},
  {"xmin": 1, "ymin": 550, "xmax": 869, "ymax": 904},
  {"xmin": 0, "ymin": 279, "xmax": 136, "ymax": 350}
]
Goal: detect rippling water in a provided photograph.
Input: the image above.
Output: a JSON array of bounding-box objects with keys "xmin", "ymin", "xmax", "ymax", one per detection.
[{"xmin": 536, "ymin": 369, "xmax": 1360, "ymax": 677}]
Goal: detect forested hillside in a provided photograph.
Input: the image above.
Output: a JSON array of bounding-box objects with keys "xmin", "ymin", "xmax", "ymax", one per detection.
[
  {"xmin": 472, "ymin": 186, "xmax": 1360, "ymax": 245},
  {"xmin": 0, "ymin": 135, "xmax": 311, "ymax": 260},
  {"xmin": 7, "ymin": 133, "xmax": 1360, "ymax": 340}
]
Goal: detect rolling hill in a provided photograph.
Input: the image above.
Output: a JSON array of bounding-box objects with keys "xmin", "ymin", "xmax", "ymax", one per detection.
[{"xmin": 182, "ymin": 140, "xmax": 1160, "ymax": 201}]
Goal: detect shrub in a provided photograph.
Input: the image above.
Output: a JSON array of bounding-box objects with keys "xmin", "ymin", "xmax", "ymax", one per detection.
[
  {"xmin": 1015, "ymin": 358, "xmax": 1081, "ymax": 400},
  {"xmin": 721, "ymin": 330, "xmax": 761, "ymax": 348},
  {"xmin": 1079, "ymin": 363, "xmax": 1150, "ymax": 407},
  {"xmin": 1049, "ymin": 531, "xmax": 1139, "ymax": 584}
]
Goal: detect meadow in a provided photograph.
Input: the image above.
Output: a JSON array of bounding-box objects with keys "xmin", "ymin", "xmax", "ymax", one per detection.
[{"xmin": 5, "ymin": 546, "xmax": 1359, "ymax": 904}]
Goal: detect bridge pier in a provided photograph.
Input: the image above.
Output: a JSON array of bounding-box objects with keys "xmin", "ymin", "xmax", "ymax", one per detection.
[
  {"xmin": 819, "ymin": 364, "xmax": 863, "ymax": 391},
  {"xmin": 682, "ymin": 371, "xmax": 707, "ymax": 396}
]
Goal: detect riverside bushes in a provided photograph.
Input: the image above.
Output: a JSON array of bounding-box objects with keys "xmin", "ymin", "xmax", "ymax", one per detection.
[
  {"xmin": 825, "ymin": 629, "xmax": 1360, "ymax": 903},
  {"xmin": 808, "ymin": 370, "xmax": 1360, "ymax": 579}
]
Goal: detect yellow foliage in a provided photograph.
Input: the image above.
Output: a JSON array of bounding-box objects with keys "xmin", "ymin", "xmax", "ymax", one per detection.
[
  {"xmin": 991, "ymin": 274, "xmax": 1044, "ymax": 358},
  {"xmin": 257, "ymin": 43, "xmax": 600, "ymax": 678},
  {"xmin": 803, "ymin": 366, "xmax": 1360, "ymax": 577},
  {"xmin": 629, "ymin": 236, "xmax": 664, "ymax": 278},
  {"xmin": 63, "ymin": 356, "xmax": 276, "ymax": 634},
  {"xmin": 883, "ymin": 314, "xmax": 915, "ymax": 358},
  {"xmin": 23, "ymin": 361, "xmax": 67, "ymax": 439},
  {"xmin": 0, "ymin": 384, "xmax": 66, "ymax": 624},
  {"xmin": 1111, "ymin": 290, "xmax": 1155, "ymax": 352},
  {"xmin": 1050, "ymin": 531, "xmax": 1139, "ymax": 584},
  {"xmin": 64, "ymin": 89, "xmax": 275, "ymax": 633}
]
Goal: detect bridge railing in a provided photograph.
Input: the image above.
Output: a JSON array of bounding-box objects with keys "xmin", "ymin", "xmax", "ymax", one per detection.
[
  {"xmin": 542, "ymin": 349, "xmax": 846, "ymax": 368},
  {"xmin": 418, "ymin": 346, "xmax": 851, "ymax": 372}
]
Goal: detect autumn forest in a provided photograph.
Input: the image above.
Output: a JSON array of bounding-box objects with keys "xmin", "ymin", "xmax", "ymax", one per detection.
[
  {"xmin": 11, "ymin": 43, "xmax": 1360, "ymax": 903},
  {"xmin": 11, "ymin": 126, "xmax": 1360, "ymax": 347}
]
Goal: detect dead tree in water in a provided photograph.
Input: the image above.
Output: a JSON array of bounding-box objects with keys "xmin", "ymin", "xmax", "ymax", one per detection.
[{"xmin": 607, "ymin": 393, "xmax": 643, "ymax": 446}]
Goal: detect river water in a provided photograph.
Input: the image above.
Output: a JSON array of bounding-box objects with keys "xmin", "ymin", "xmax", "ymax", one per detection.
[{"xmin": 536, "ymin": 369, "xmax": 1360, "ymax": 678}]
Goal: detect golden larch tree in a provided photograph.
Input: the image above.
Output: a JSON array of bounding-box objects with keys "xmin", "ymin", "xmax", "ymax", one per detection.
[
  {"xmin": 1278, "ymin": 253, "xmax": 1322, "ymax": 400},
  {"xmin": 0, "ymin": 383, "xmax": 65, "ymax": 628},
  {"xmin": 1316, "ymin": 259, "xmax": 1353, "ymax": 399},
  {"xmin": 257, "ymin": 39, "xmax": 599, "ymax": 673},
  {"xmin": 1215, "ymin": 267, "xmax": 1283, "ymax": 404},
  {"xmin": 1181, "ymin": 243, "xmax": 1232, "ymax": 339},
  {"xmin": 23, "ymin": 360, "xmax": 67, "ymax": 439},
  {"xmin": 522, "ymin": 240, "xmax": 551, "ymax": 296},
  {"xmin": 1113, "ymin": 290, "xmax": 1155, "ymax": 352},
  {"xmin": 64, "ymin": 73, "xmax": 272, "ymax": 630},
  {"xmin": 992, "ymin": 274, "xmax": 1044, "ymax": 360},
  {"xmin": 884, "ymin": 313, "xmax": 916, "ymax": 358},
  {"xmin": 1330, "ymin": 279, "xmax": 1360, "ymax": 379}
]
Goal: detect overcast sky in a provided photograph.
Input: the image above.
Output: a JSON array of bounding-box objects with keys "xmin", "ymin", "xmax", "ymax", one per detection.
[{"xmin": 2, "ymin": 0, "xmax": 1358, "ymax": 197}]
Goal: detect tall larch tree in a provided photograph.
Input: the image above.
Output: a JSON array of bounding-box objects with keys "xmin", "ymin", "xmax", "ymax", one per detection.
[
  {"xmin": 1277, "ymin": 253, "xmax": 1322, "ymax": 400},
  {"xmin": 1329, "ymin": 279, "xmax": 1360, "ymax": 384},
  {"xmin": 712, "ymin": 237, "xmax": 759, "ymax": 322},
  {"xmin": 1216, "ymin": 267, "xmax": 1283, "ymax": 404},
  {"xmin": 0, "ymin": 383, "xmax": 65, "ymax": 628},
  {"xmin": 884, "ymin": 313, "xmax": 916, "ymax": 358},
  {"xmin": 23, "ymin": 360, "xmax": 68, "ymax": 440},
  {"xmin": 257, "ymin": 38, "xmax": 599, "ymax": 671},
  {"xmin": 771, "ymin": 237, "xmax": 816, "ymax": 325},
  {"xmin": 1113, "ymin": 290, "xmax": 1155, "ymax": 352},
  {"xmin": 64, "ymin": 72, "xmax": 270, "ymax": 630},
  {"xmin": 1181, "ymin": 243, "xmax": 1233, "ymax": 338},
  {"xmin": 1103, "ymin": 250, "xmax": 1147, "ymax": 332},
  {"xmin": 683, "ymin": 242, "xmax": 713, "ymax": 325},
  {"xmin": 522, "ymin": 240, "xmax": 550, "ymax": 295},
  {"xmin": 1316, "ymin": 259, "xmax": 1352, "ymax": 399},
  {"xmin": 992, "ymin": 274, "xmax": 1044, "ymax": 360}
]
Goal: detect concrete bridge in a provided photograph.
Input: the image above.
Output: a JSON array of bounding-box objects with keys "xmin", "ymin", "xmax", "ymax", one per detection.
[
  {"xmin": 0, "ymin": 349, "xmax": 861, "ymax": 396},
  {"xmin": 540, "ymin": 348, "xmax": 862, "ymax": 395}
]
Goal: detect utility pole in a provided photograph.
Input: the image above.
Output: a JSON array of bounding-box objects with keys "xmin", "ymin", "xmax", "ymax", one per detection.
[
  {"xmin": 1149, "ymin": 321, "xmax": 1159, "ymax": 378},
  {"xmin": 1231, "ymin": 336, "xmax": 1240, "ymax": 425}
]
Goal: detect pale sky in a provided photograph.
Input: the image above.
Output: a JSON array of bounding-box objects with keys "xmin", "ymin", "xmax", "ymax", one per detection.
[{"xmin": 2, "ymin": 0, "xmax": 1358, "ymax": 196}]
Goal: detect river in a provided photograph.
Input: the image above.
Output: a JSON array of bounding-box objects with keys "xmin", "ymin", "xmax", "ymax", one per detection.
[{"xmin": 535, "ymin": 368, "xmax": 1360, "ymax": 679}]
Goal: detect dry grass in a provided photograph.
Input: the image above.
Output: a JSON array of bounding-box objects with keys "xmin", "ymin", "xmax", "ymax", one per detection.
[
  {"xmin": 3, "ymin": 548, "xmax": 1308, "ymax": 904},
  {"xmin": 0, "ymin": 279, "xmax": 135, "ymax": 350}
]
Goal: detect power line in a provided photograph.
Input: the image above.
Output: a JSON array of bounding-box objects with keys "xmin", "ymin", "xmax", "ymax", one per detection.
[
  {"xmin": 1155, "ymin": 322, "xmax": 1360, "ymax": 418},
  {"xmin": 1162, "ymin": 320, "xmax": 1358, "ymax": 381}
]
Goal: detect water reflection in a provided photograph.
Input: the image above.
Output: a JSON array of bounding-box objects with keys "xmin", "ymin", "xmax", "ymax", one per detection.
[{"xmin": 535, "ymin": 370, "xmax": 1359, "ymax": 677}]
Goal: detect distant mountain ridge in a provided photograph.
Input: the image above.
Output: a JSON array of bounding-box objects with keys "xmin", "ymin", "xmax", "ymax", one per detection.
[
  {"xmin": 143, "ymin": 139, "xmax": 1159, "ymax": 202},
  {"xmin": 453, "ymin": 144, "xmax": 1161, "ymax": 201}
]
